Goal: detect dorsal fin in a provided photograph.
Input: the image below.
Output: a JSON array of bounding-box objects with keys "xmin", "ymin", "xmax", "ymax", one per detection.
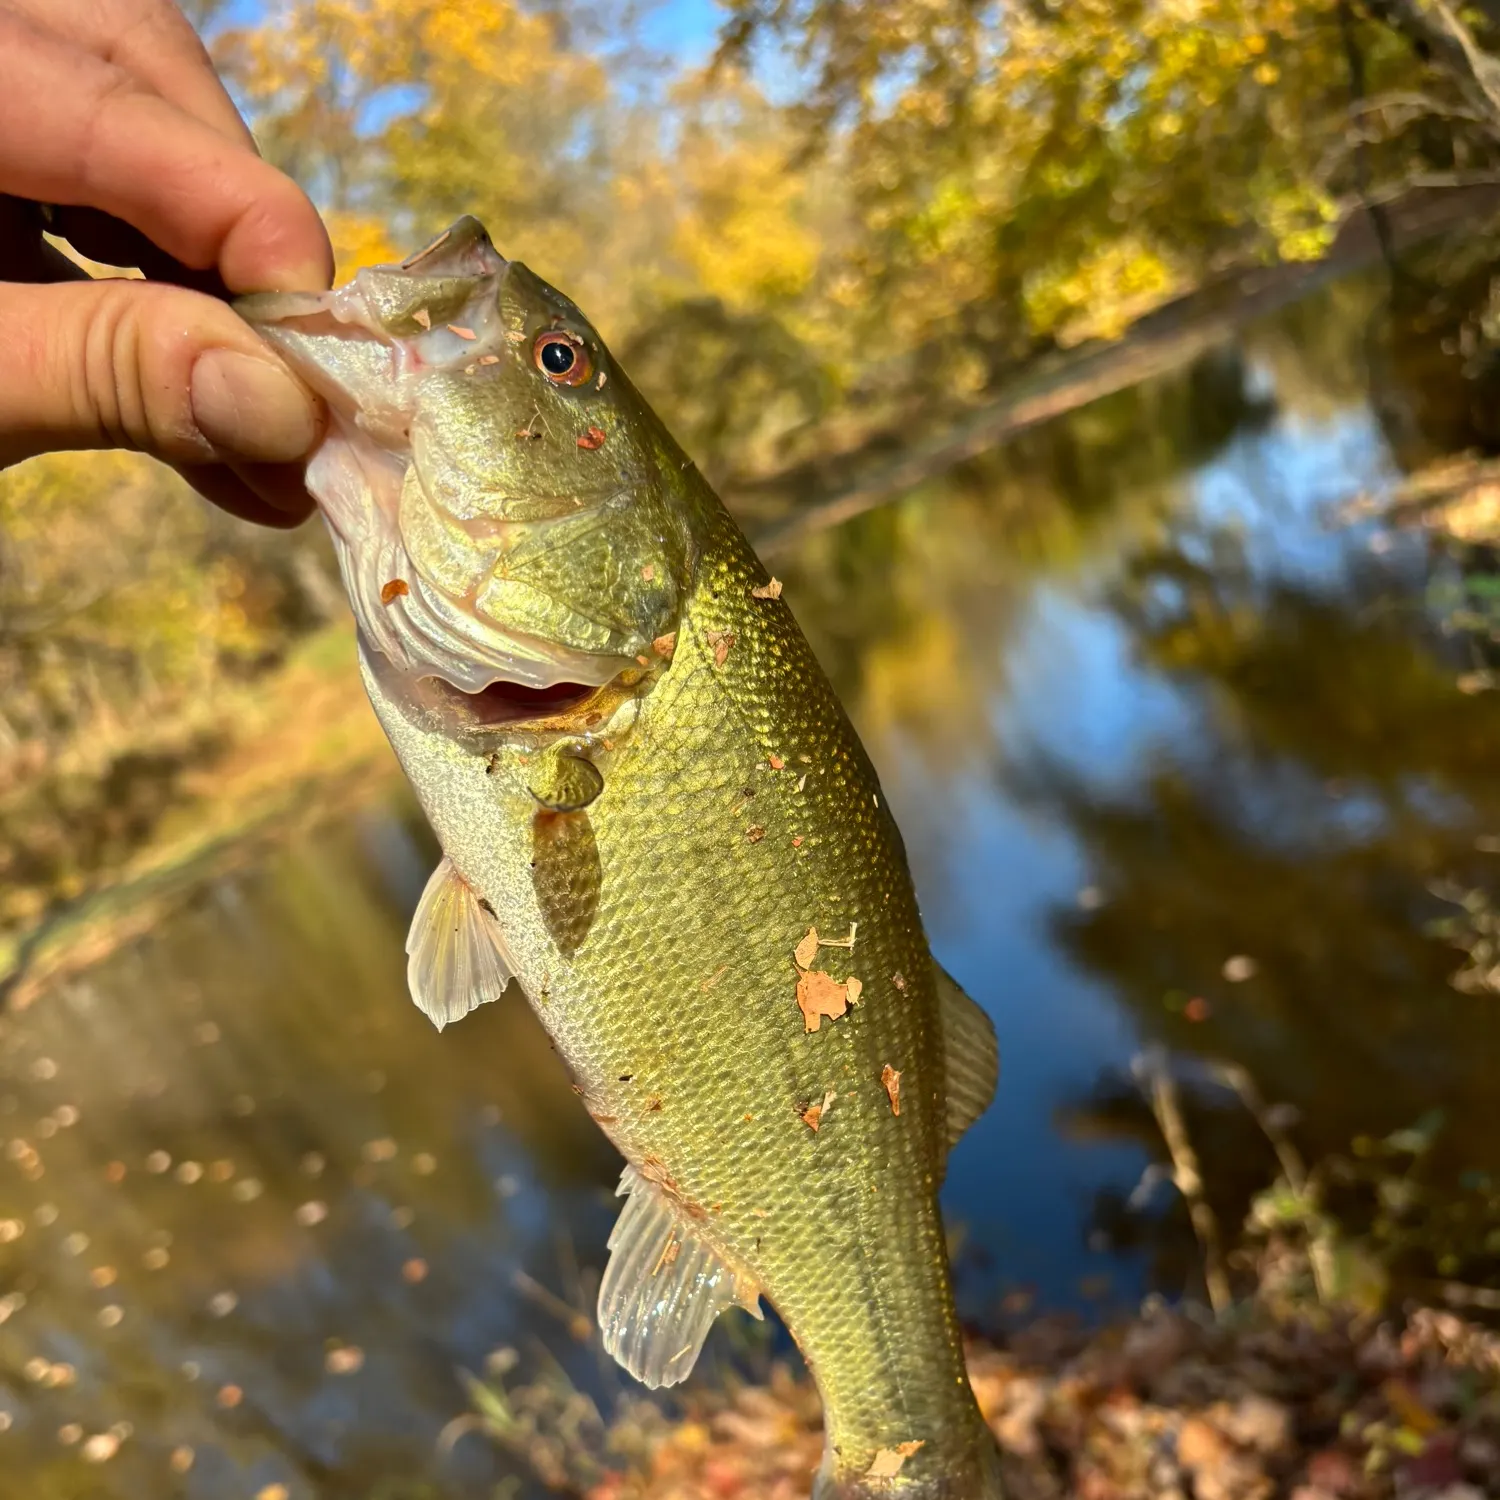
[
  {"xmin": 598, "ymin": 1166, "xmax": 761, "ymax": 1389},
  {"xmin": 405, "ymin": 856, "xmax": 518, "ymax": 1030},
  {"xmin": 934, "ymin": 961, "xmax": 998, "ymax": 1148}
]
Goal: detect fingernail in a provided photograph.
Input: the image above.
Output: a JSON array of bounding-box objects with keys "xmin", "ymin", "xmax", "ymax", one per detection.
[{"xmin": 190, "ymin": 349, "xmax": 320, "ymax": 462}]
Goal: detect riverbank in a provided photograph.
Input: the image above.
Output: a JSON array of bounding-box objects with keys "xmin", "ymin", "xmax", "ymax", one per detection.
[
  {"xmin": 473, "ymin": 1296, "xmax": 1500, "ymax": 1500},
  {"xmin": 0, "ymin": 622, "xmax": 391, "ymax": 1009}
]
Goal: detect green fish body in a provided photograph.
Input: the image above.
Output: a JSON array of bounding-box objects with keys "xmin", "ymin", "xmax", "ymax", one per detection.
[{"xmin": 239, "ymin": 219, "xmax": 1002, "ymax": 1499}]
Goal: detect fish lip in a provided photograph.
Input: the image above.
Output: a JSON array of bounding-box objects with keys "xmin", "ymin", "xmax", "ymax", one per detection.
[{"xmin": 233, "ymin": 222, "xmax": 514, "ymax": 407}]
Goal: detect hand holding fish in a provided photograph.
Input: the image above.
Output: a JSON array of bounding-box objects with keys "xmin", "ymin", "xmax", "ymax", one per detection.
[{"xmin": 0, "ymin": 0, "xmax": 331, "ymax": 526}]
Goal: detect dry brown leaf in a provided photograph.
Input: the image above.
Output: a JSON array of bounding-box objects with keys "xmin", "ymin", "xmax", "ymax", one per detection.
[
  {"xmin": 402, "ymin": 227, "xmax": 450, "ymax": 266},
  {"xmin": 866, "ymin": 1441, "xmax": 924, "ymax": 1478},
  {"xmin": 653, "ymin": 632, "xmax": 677, "ymax": 659},
  {"xmin": 707, "ymin": 629, "xmax": 736, "ymax": 667},
  {"xmin": 576, "ymin": 426, "xmax": 607, "ymax": 450},
  {"xmin": 768, "ymin": 753, "xmax": 785, "ymax": 769},
  {"xmin": 796, "ymin": 970, "xmax": 850, "ymax": 1032},
  {"xmin": 845, "ymin": 975, "xmax": 863, "ymax": 1007},
  {"xmin": 641, "ymin": 564, "xmax": 655, "ymax": 581},
  {"xmin": 412, "ymin": 308, "xmax": 431, "ymax": 330},
  {"xmin": 447, "ymin": 324, "xmax": 477, "ymax": 340},
  {"xmin": 794, "ymin": 927, "xmax": 820, "ymax": 970},
  {"xmin": 800, "ymin": 1090, "xmax": 837, "ymax": 1131},
  {"xmin": 881, "ymin": 1064, "xmax": 902, "ymax": 1116},
  {"xmin": 746, "ymin": 826, "xmax": 766, "ymax": 843},
  {"xmin": 750, "ymin": 578, "xmax": 783, "ymax": 600},
  {"xmin": 478, "ymin": 354, "xmax": 499, "ymax": 366},
  {"xmin": 892, "ymin": 972, "xmax": 907, "ymax": 992},
  {"xmin": 792, "ymin": 835, "xmax": 804, "ymax": 847},
  {"xmin": 379, "ymin": 579, "xmax": 409, "ymax": 605}
]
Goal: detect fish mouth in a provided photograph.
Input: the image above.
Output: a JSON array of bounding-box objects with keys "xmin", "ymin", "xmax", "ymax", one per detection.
[
  {"xmin": 433, "ymin": 676, "xmax": 603, "ymax": 728},
  {"xmin": 359, "ymin": 636, "xmax": 623, "ymax": 742},
  {"xmin": 236, "ymin": 216, "xmax": 642, "ymax": 706}
]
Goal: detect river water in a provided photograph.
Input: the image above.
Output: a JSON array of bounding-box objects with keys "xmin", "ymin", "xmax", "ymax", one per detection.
[{"xmin": 3, "ymin": 239, "xmax": 1500, "ymax": 1496}]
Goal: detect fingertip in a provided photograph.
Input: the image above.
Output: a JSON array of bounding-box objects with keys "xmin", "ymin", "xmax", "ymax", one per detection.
[{"xmin": 222, "ymin": 178, "xmax": 335, "ymax": 295}]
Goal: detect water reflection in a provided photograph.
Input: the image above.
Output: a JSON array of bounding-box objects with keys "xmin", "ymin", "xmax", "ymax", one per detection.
[
  {"xmin": 0, "ymin": 804, "xmax": 637, "ymax": 1497},
  {"xmin": 7, "ymin": 234, "xmax": 1500, "ymax": 1491}
]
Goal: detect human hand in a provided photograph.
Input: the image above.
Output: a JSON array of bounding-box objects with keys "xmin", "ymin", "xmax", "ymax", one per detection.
[{"xmin": 0, "ymin": 0, "xmax": 333, "ymax": 527}]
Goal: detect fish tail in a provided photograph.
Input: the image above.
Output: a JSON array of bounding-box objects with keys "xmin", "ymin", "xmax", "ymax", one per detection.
[{"xmin": 812, "ymin": 1431, "xmax": 1005, "ymax": 1500}]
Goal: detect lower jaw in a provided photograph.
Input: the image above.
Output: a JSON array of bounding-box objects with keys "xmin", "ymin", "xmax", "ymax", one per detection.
[{"xmin": 427, "ymin": 675, "xmax": 603, "ymax": 729}]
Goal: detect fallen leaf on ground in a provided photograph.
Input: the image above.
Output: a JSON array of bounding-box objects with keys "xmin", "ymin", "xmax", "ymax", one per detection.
[
  {"xmin": 881, "ymin": 1065, "xmax": 902, "ymax": 1116},
  {"xmin": 867, "ymin": 1440, "xmax": 925, "ymax": 1478}
]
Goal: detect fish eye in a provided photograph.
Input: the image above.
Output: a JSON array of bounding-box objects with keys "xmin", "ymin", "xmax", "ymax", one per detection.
[{"xmin": 534, "ymin": 331, "xmax": 593, "ymax": 387}]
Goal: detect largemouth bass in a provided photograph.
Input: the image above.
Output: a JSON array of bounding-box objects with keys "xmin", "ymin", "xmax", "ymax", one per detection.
[{"xmin": 238, "ymin": 219, "xmax": 1002, "ymax": 1499}]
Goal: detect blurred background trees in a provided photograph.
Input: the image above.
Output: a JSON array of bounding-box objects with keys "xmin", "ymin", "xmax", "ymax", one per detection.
[{"xmin": 9, "ymin": 0, "xmax": 1500, "ymax": 884}]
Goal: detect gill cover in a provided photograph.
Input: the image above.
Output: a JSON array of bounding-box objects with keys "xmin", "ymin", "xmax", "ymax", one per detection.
[{"xmin": 237, "ymin": 217, "xmax": 690, "ymax": 696}]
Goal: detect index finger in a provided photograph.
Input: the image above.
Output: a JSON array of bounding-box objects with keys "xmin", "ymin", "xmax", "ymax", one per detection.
[
  {"xmin": 0, "ymin": 12, "xmax": 331, "ymax": 292},
  {"xmin": 8, "ymin": 0, "xmax": 255, "ymax": 147}
]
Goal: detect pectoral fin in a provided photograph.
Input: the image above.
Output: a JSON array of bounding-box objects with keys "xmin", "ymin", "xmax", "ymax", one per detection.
[
  {"xmin": 405, "ymin": 856, "xmax": 518, "ymax": 1030},
  {"xmin": 935, "ymin": 961, "xmax": 998, "ymax": 1148},
  {"xmin": 598, "ymin": 1166, "xmax": 761, "ymax": 1389}
]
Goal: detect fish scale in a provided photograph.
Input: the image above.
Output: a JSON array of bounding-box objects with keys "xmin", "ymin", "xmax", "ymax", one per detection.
[{"xmin": 239, "ymin": 217, "xmax": 1003, "ymax": 1498}]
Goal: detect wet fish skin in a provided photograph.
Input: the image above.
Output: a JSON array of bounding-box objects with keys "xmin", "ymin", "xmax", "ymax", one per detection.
[{"xmin": 240, "ymin": 218, "xmax": 1002, "ymax": 1499}]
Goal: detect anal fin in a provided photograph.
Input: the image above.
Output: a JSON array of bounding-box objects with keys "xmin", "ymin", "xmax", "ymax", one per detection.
[
  {"xmin": 598, "ymin": 1165, "xmax": 761, "ymax": 1389},
  {"xmin": 935, "ymin": 961, "xmax": 998, "ymax": 1149},
  {"xmin": 405, "ymin": 856, "xmax": 518, "ymax": 1030}
]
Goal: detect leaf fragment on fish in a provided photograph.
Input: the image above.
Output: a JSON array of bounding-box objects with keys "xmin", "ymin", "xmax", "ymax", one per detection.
[
  {"xmin": 447, "ymin": 324, "xmax": 476, "ymax": 340},
  {"xmin": 380, "ymin": 579, "xmax": 409, "ymax": 604},
  {"xmin": 821, "ymin": 922, "xmax": 858, "ymax": 950},
  {"xmin": 746, "ymin": 826, "xmax": 766, "ymax": 843},
  {"xmin": 750, "ymin": 578, "xmax": 783, "ymax": 600},
  {"xmin": 794, "ymin": 927, "xmax": 820, "ymax": 971},
  {"xmin": 577, "ymin": 426, "xmax": 607, "ymax": 450},
  {"xmin": 881, "ymin": 1064, "xmax": 902, "ymax": 1116},
  {"xmin": 800, "ymin": 1090, "xmax": 836, "ymax": 1131},
  {"xmin": 796, "ymin": 969, "xmax": 852, "ymax": 1032},
  {"xmin": 866, "ymin": 1440, "xmax": 925, "ymax": 1478},
  {"xmin": 641, "ymin": 564, "xmax": 656, "ymax": 582},
  {"xmin": 707, "ymin": 629, "xmax": 736, "ymax": 667},
  {"xmin": 653, "ymin": 632, "xmax": 677, "ymax": 659},
  {"xmin": 845, "ymin": 975, "xmax": 863, "ymax": 1006},
  {"xmin": 412, "ymin": 308, "xmax": 431, "ymax": 329}
]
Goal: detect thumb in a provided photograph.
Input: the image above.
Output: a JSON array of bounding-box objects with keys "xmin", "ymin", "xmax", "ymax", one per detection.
[{"xmin": 0, "ymin": 277, "xmax": 322, "ymax": 475}]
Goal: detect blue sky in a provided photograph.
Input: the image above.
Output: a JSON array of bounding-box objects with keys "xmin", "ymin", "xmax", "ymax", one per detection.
[{"xmin": 640, "ymin": 0, "xmax": 724, "ymax": 65}]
